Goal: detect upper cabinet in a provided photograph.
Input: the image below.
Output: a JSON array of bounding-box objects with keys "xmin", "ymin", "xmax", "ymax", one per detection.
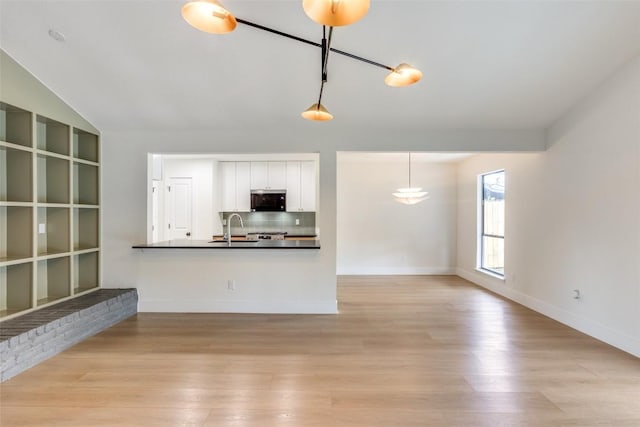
[
  {"xmin": 286, "ymin": 161, "xmax": 316, "ymax": 212},
  {"xmin": 250, "ymin": 161, "xmax": 287, "ymax": 190},
  {"xmin": 220, "ymin": 160, "xmax": 316, "ymax": 213},
  {"xmin": 220, "ymin": 162, "xmax": 250, "ymax": 212}
]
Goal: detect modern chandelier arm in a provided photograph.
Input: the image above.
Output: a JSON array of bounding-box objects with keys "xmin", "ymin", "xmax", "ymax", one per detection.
[
  {"xmin": 235, "ymin": 18, "xmax": 395, "ymax": 72},
  {"xmin": 235, "ymin": 18, "xmax": 321, "ymax": 48},
  {"xmin": 329, "ymin": 47, "xmax": 394, "ymax": 71}
]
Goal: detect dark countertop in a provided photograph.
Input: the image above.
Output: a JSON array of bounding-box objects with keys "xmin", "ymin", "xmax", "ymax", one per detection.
[{"xmin": 132, "ymin": 239, "xmax": 321, "ymax": 249}]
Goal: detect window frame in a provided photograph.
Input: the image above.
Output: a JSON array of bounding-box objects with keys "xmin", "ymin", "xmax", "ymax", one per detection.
[{"xmin": 477, "ymin": 169, "xmax": 505, "ymax": 278}]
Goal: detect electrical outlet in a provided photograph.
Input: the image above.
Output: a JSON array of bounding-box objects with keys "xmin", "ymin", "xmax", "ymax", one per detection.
[
  {"xmin": 38, "ymin": 223, "xmax": 46, "ymax": 234},
  {"xmin": 295, "ymin": 218, "xmax": 300, "ymax": 226},
  {"xmin": 227, "ymin": 279, "xmax": 235, "ymax": 291}
]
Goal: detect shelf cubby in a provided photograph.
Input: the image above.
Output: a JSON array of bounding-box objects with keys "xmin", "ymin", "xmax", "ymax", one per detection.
[
  {"xmin": 37, "ymin": 115, "xmax": 69, "ymax": 156},
  {"xmin": 74, "ymin": 251, "xmax": 98, "ymax": 293},
  {"xmin": 73, "ymin": 162, "xmax": 99, "ymax": 205},
  {"xmin": 37, "ymin": 154, "xmax": 70, "ymax": 204},
  {"xmin": 37, "ymin": 256, "xmax": 70, "ymax": 306},
  {"xmin": 0, "ymin": 262, "xmax": 33, "ymax": 317},
  {"xmin": 37, "ymin": 207, "xmax": 70, "ymax": 256},
  {"xmin": 0, "ymin": 145, "xmax": 33, "ymax": 202},
  {"xmin": 0, "ymin": 206, "xmax": 33, "ymax": 262},
  {"xmin": 74, "ymin": 208, "xmax": 99, "ymax": 251},
  {"xmin": 0, "ymin": 102, "xmax": 32, "ymax": 148},
  {"xmin": 73, "ymin": 128, "xmax": 99, "ymax": 163}
]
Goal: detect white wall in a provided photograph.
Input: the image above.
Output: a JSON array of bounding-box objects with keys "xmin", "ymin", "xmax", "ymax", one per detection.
[
  {"xmin": 101, "ymin": 126, "xmax": 540, "ymax": 314},
  {"xmin": 457, "ymin": 56, "xmax": 640, "ymax": 357},
  {"xmin": 337, "ymin": 154, "xmax": 458, "ymax": 274}
]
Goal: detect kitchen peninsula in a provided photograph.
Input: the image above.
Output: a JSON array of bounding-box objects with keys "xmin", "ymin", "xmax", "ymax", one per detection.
[{"xmin": 132, "ymin": 238, "xmax": 320, "ymax": 249}]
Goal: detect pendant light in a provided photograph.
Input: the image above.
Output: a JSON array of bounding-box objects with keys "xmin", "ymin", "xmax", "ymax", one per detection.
[
  {"xmin": 302, "ymin": 0, "xmax": 370, "ymax": 27},
  {"xmin": 181, "ymin": 0, "xmax": 237, "ymax": 34},
  {"xmin": 301, "ymin": 103, "xmax": 333, "ymax": 121},
  {"xmin": 393, "ymin": 153, "xmax": 428, "ymax": 205},
  {"xmin": 385, "ymin": 63, "xmax": 423, "ymax": 87}
]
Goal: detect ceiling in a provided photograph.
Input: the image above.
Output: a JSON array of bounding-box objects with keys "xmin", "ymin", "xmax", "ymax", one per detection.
[{"xmin": 1, "ymin": 1, "xmax": 640, "ymax": 133}]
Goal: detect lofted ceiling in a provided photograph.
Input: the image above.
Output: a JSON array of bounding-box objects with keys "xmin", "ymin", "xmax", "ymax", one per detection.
[{"xmin": 1, "ymin": 0, "xmax": 640, "ymax": 133}]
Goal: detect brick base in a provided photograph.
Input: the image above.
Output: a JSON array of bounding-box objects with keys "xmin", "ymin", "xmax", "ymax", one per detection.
[{"xmin": 0, "ymin": 289, "xmax": 138, "ymax": 382}]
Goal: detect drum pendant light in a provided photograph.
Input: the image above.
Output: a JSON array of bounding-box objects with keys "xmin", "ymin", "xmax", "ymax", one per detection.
[
  {"xmin": 181, "ymin": 0, "xmax": 237, "ymax": 34},
  {"xmin": 302, "ymin": 0, "xmax": 370, "ymax": 27}
]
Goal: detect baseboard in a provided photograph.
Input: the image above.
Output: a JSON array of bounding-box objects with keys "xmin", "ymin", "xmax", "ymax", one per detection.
[
  {"xmin": 456, "ymin": 268, "xmax": 640, "ymax": 358},
  {"xmin": 337, "ymin": 267, "xmax": 456, "ymax": 275},
  {"xmin": 139, "ymin": 298, "xmax": 338, "ymax": 314}
]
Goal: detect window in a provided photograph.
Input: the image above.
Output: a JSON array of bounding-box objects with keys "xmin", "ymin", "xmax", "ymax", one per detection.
[{"xmin": 479, "ymin": 170, "xmax": 505, "ymax": 276}]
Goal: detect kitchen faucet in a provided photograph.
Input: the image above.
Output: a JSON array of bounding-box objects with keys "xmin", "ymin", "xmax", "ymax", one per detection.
[{"xmin": 227, "ymin": 213, "xmax": 244, "ymax": 247}]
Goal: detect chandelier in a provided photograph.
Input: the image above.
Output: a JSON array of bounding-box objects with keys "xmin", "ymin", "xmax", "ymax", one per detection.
[{"xmin": 181, "ymin": 0, "xmax": 422, "ymax": 121}]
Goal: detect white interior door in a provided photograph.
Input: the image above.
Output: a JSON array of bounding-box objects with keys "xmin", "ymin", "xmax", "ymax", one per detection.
[{"xmin": 167, "ymin": 177, "xmax": 193, "ymax": 240}]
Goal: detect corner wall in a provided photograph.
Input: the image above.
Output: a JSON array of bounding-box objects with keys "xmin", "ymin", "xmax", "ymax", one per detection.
[{"xmin": 457, "ymin": 56, "xmax": 640, "ymax": 356}]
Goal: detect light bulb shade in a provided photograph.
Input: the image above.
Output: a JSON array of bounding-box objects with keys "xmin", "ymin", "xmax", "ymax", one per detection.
[
  {"xmin": 181, "ymin": 0, "xmax": 237, "ymax": 34},
  {"xmin": 385, "ymin": 63, "xmax": 423, "ymax": 87},
  {"xmin": 302, "ymin": 0, "xmax": 370, "ymax": 27},
  {"xmin": 393, "ymin": 187, "xmax": 429, "ymax": 205},
  {"xmin": 301, "ymin": 103, "xmax": 334, "ymax": 121}
]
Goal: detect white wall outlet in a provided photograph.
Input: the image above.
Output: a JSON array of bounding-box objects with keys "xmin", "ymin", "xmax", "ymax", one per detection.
[
  {"xmin": 295, "ymin": 218, "xmax": 300, "ymax": 226},
  {"xmin": 38, "ymin": 223, "xmax": 46, "ymax": 234},
  {"xmin": 228, "ymin": 279, "xmax": 235, "ymax": 291}
]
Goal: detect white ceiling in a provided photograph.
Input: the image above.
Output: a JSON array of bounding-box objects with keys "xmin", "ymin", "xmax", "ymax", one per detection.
[{"xmin": 1, "ymin": 0, "xmax": 640, "ymax": 133}]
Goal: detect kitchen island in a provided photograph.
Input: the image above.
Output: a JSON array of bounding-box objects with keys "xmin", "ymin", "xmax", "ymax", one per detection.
[{"xmin": 132, "ymin": 239, "xmax": 320, "ymax": 249}]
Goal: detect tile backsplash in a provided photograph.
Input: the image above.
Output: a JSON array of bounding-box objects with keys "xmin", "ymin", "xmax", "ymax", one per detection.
[{"xmin": 220, "ymin": 212, "xmax": 316, "ymax": 236}]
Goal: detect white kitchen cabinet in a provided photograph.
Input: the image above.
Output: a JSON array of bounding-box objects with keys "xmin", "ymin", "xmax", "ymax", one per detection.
[
  {"xmin": 220, "ymin": 162, "xmax": 236, "ymax": 212},
  {"xmin": 236, "ymin": 162, "xmax": 251, "ymax": 211},
  {"xmin": 300, "ymin": 161, "xmax": 316, "ymax": 211},
  {"xmin": 285, "ymin": 161, "xmax": 301, "ymax": 211},
  {"xmin": 221, "ymin": 162, "xmax": 251, "ymax": 212},
  {"xmin": 286, "ymin": 161, "xmax": 316, "ymax": 212},
  {"xmin": 250, "ymin": 161, "xmax": 287, "ymax": 190}
]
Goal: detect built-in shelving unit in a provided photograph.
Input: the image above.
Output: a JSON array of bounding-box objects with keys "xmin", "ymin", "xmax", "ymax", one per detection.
[
  {"xmin": 74, "ymin": 208, "xmax": 99, "ymax": 250},
  {"xmin": 0, "ymin": 103, "xmax": 100, "ymax": 320},
  {"xmin": 37, "ymin": 256, "xmax": 71, "ymax": 306},
  {"xmin": 74, "ymin": 251, "xmax": 99, "ymax": 294},
  {"xmin": 0, "ymin": 102, "xmax": 32, "ymax": 148},
  {"xmin": 37, "ymin": 115, "xmax": 69, "ymax": 156},
  {"xmin": 73, "ymin": 162, "xmax": 99, "ymax": 205}
]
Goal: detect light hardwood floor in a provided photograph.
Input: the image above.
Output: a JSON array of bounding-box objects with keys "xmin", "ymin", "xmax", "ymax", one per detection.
[{"xmin": 1, "ymin": 275, "xmax": 639, "ymax": 426}]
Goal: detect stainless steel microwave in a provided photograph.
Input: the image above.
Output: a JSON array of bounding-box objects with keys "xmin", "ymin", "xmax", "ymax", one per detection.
[{"xmin": 250, "ymin": 190, "xmax": 286, "ymax": 212}]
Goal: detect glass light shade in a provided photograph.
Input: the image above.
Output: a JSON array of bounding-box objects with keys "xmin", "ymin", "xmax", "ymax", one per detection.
[
  {"xmin": 385, "ymin": 63, "xmax": 423, "ymax": 87},
  {"xmin": 181, "ymin": 0, "xmax": 237, "ymax": 34},
  {"xmin": 393, "ymin": 187, "xmax": 429, "ymax": 205},
  {"xmin": 302, "ymin": 0, "xmax": 370, "ymax": 27},
  {"xmin": 301, "ymin": 103, "xmax": 334, "ymax": 121}
]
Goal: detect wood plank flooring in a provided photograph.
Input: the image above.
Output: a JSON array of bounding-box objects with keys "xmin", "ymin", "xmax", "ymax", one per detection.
[{"xmin": 1, "ymin": 275, "xmax": 639, "ymax": 426}]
